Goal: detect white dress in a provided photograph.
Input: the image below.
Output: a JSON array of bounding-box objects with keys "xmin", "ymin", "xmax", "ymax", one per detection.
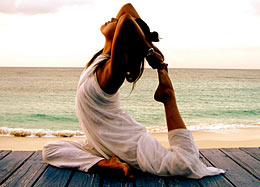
[{"xmin": 42, "ymin": 54, "xmax": 224, "ymax": 178}]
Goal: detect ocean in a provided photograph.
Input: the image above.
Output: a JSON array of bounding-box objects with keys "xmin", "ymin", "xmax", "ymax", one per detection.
[{"xmin": 0, "ymin": 67, "xmax": 260, "ymax": 137}]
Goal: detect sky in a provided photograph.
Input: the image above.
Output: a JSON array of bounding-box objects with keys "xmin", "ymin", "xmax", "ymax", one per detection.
[{"xmin": 0, "ymin": 0, "xmax": 260, "ymax": 69}]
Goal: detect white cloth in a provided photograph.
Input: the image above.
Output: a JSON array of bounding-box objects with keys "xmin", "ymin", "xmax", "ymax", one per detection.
[
  {"xmin": 42, "ymin": 54, "xmax": 224, "ymax": 178},
  {"xmin": 42, "ymin": 140, "xmax": 104, "ymax": 172},
  {"xmin": 137, "ymin": 129, "xmax": 224, "ymax": 178},
  {"xmin": 75, "ymin": 54, "xmax": 147, "ymax": 168}
]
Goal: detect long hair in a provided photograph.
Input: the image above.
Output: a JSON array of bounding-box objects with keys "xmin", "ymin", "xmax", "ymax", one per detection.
[
  {"xmin": 125, "ymin": 18, "xmax": 159, "ymax": 91},
  {"xmin": 125, "ymin": 47, "xmax": 145, "ymax": 92}
]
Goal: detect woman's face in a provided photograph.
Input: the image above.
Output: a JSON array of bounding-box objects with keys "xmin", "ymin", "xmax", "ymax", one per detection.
[{"xmin": 100, "ymin": 18, "xmax": 118, "ymax": 40}]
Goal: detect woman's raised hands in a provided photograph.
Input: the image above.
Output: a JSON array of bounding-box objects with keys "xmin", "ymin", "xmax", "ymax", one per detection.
[{"xmin": 146, "ymin": 49, "xmax": 167, "ymax": 70}]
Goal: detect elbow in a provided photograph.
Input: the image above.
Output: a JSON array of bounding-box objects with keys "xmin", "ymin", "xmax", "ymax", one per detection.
[
  {"xmin": 124, "ymin": 3, "xmax": 134, "ymax": 8},
  {"xmin": 121, "ymin": 3, "xmax": 134, "ymax": 10}
]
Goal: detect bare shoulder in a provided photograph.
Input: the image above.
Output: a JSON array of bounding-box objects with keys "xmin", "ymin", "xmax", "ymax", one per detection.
[{"xmin": 96, "ymin": 58, "xmax": 125, "ymax": 94}]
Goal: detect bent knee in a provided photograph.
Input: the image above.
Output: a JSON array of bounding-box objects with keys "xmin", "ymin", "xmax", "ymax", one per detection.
[
  {"xmin": 42, "ymin": 141, "xmax": 61, "ymax": 163},
  {"xmin": 42, "ymin": 142, "xmax": 52, "ymax": 163}
]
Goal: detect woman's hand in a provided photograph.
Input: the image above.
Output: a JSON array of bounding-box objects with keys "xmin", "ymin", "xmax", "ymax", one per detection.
[
  {"xmin": 151, "ymin": 43, "xmax": 164, "ymax": 61},
  {"xmin": 146, "ymin": 50, "xmax": 167, "ymax": 69}
]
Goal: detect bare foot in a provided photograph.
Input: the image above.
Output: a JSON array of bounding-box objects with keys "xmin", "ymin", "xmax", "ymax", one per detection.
[
  {"xmin": 154, "ymin": 67, "xmax": 175, "ymax": 103},
  {"xmin": 97, "ymin": 156, "xmax": 134, "ymax": 178}
]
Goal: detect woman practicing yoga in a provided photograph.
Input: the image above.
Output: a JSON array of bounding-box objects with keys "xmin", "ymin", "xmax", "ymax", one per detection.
[{"xmin": 42, "ymin": 3, "xmax": 224, "ymax": 178}]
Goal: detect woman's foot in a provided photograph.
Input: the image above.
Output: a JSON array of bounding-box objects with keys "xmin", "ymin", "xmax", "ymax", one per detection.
[
  {"xmin": 154, "ymin": 67, "xmax": 175, "ymax": 103},
  {"xmin": 97, "ymin": 156, "xmax": 134, "ymax": 178}
]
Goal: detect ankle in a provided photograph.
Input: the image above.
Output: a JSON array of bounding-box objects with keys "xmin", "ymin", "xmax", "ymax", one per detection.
[{"xmin": 165, "ymin": 88, "xmax": 175, "ymax": 97}]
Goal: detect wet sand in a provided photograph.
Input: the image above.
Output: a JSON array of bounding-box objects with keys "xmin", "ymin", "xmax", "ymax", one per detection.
[{"xmin": 0, "ymin": 128, "xmax": 260, "ymax": 151}]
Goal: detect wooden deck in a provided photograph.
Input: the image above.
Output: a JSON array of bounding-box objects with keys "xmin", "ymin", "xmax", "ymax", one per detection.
[{"xmin": 0, "ymin": 148, "xmax": 259, "ymax": 186}]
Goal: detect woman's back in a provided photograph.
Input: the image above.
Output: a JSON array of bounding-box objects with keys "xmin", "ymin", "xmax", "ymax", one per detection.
[{"xmin": 76, "ymin": 54, "xmax": 146, "ymax": 168}]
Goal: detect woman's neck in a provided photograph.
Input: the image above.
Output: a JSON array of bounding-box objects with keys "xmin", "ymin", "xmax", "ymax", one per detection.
[{"xmin": 102, "ymin": 40, "xmax": 112, "ymax": 55}]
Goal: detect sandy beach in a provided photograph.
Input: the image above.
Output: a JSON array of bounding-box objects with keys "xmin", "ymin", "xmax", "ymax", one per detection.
[{"xmin": 0, "ymin": 128, "xmax": 260, "ymax": 151}]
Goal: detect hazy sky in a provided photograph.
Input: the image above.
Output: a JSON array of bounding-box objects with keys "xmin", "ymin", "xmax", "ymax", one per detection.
[{"xmin": 0, "ymin": 0, "xmax": 260, "ymax": 68}]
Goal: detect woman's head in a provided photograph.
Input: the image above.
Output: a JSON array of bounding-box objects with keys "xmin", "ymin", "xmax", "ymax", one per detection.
[{"xmin": 100, "ymin": 18, "xmax": 118, "ymax": 41}]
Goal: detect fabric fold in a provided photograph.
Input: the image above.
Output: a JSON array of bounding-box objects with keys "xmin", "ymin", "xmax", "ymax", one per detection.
[{"xmin": 137, "ymin": 129, "xmax": 225, "ymax": 178}]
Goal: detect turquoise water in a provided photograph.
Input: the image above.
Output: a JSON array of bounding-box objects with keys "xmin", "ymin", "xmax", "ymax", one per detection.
[{"xmin": 0, "ymin": 67, "xmax": 260, "ymax": 136}]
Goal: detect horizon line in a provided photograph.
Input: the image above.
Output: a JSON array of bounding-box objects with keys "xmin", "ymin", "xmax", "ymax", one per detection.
[{"xmin": 0, "ymin": 66, "xmax": 260, "ymax": 70}]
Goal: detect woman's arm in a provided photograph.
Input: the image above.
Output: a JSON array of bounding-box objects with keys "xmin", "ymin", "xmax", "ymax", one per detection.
[
  {"xmin": 116, "ymin": 3, "xmax": 140, "ymax": 19},
  {"xmin": 117, "ymin": 4, "xmax": 164, "ymax": 66},
  {"xmin": 97, "ymin": 14, "xmax": 163, "ymax": 94}
]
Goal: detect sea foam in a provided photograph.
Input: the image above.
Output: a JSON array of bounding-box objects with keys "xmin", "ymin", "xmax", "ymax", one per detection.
[
  {"xmin": 1, "ymin": 123, "xmax": 260, "ymax": 138},
  {"xmin": 0, "ymin": 127, "xmax": 84, "ymax": 137}
]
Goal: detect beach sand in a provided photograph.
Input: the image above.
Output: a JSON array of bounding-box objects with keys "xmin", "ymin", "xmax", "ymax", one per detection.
[{"xmin": 0, "ymin": 128, "xmax": 260, "ymax": 151}]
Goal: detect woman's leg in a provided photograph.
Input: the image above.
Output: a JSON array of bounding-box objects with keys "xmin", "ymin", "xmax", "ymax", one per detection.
[
  {"xmin": 43, "ymin": 140, "xmax": 133, "ymax": 177},
  {"xmin": 136, "ymin": 69, "xmax": 225, "ymax": 178},
  {"xmin": 42, "ymin": 141, "xmax": 104, "ymax": 172},
  {"xmin": 154, "ymin": 68, "xmax": 186, "ymax": 131}
]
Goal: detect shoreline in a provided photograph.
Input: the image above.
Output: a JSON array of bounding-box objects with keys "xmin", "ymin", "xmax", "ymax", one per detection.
[{"xmin": 0, "ymin": 128, "xmax": 260, "ymax": 151}]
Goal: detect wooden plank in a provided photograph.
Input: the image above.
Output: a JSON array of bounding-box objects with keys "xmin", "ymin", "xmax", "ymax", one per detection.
[
  {"xmin": 0, "ymin": 151, "xmax": 34, "ymax": 185},
  {"xmin": 198, "ymin": 152, "xmax": 233, "ymax": 187},
  {"xmin": 221, "ymin": 148, "xmax": 260, "ymax": 180},
  {"xmin": 102, "ymin": 171, "xmax": 134, "ymax": 187},
  {"xmin": 165, "ymin": 155, "xmax": 204, "ymax": 187},
  {"xmin": 88, "ymin": 166, "xmax": 135, "ymax": 187},
  {"xmin": 34, "ymin": 165, "xmax": 73, "ymax": 187},
  {"xmin": 135, "ymin": 171, "xmax": 166, "ymax": 187},
  {"xmin": 200, "ymin": 149, "xmax": 260, "ymax": 186},
  {"xmin": 1, "ymin": 150, "xmax": 48, "ymax": 187},
  {"xmin": 68, "ymin": 171, "xmax": 101, "ymax": 187},
  {"xmin": 165, "ymin": 177, "xmax": 200, "ymax": 187},
  {"xmin": 0, "ymin": 150, "xmax": 11, "ymax": 161},
  {"xmin": 0, "ymin": 148, "xmax": 259, "ymax": 186},
  {"xmin": 102, "ymin": 175, "xmax": 133, "ymax": 187},
  {"xmin": 240, "ymin": 147, "xmax": 260, "ymax": 161}
]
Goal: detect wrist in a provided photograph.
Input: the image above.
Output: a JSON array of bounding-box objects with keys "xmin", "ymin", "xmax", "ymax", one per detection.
[{"xmin": 146, "ymin": 47, "xmax": 154, "ymax": 57}]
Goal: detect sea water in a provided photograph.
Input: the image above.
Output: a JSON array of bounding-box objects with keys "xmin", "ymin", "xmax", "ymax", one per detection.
[{"xmin": 0, "ymin": 67, "xmax": 260, "ymax": 137}]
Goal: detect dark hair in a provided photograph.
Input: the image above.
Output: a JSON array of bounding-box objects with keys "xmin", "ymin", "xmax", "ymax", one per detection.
[
  {"xmin": 125, "ymin": 18, "xmax": 159, "ymax": 91},
  {"xmin": 135, "ymin": 18, "xmax": 160, "ymax": 42}
]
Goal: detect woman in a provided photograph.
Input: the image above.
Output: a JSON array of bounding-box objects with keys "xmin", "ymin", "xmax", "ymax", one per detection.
[{"xmin": 42, "ymin": 3, "xmax": 224, "ymax": 178}]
